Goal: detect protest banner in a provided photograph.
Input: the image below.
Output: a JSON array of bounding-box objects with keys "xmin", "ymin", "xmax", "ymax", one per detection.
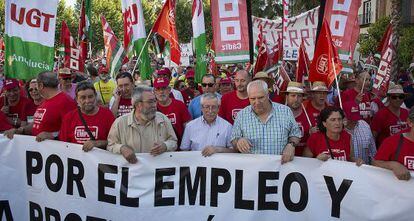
[
  {"xmin": 4, "ymin": 0, "xmax": 58, "ymax": 80},
  {"xmin": 211, "ymin": 0, "xmax": 251, "ymax": 64},
  {"xmin": 253, "ymin": 7, "xmax": 319, "ymax": 61},
  {"xmin": 1, "ymin": 135, "xmax": 414, "ymax": 220}
]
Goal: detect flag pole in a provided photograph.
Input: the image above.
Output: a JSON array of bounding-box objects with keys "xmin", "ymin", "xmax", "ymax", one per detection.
[
  {"xmin": 131, "ymin": 29, "xmax": 154, "ymax": 75},
  {"xmin": 361, "ymin": 74, "xmax": 367, "ymax": 94},
  {"xmin": 301, "ymin": 103, "xmax": 313, "ymax": 127},
  {"xmin": 332, "ymin": 58, "xmax": 343, "ymax": 109}
]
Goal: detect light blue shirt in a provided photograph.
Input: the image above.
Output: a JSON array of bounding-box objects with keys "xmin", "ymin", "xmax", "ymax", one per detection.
[
  {"xmin": 188, "ymin": 93, "xmax": 222, "ymax": 119},
  {"xmin": 180, "ymin": 116, "xmax": 233, "ymax": 151},
  {"xmin": 231, "ymin": 102, "xmax": 302, "ymax": 155}
]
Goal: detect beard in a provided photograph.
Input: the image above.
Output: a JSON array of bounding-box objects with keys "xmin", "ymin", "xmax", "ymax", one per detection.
[{"xmin": 141, "ymin": 107, "xmax": 156, "ymax": 121}]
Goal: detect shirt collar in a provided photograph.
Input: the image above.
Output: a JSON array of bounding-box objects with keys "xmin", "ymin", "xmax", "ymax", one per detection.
[{"xmin": 202, "ymin": 116, "xmax": 218, "ymax": 126}]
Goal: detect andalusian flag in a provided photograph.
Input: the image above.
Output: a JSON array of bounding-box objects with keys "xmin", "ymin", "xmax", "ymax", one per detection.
[
  {"xmin": 192, "ymin": 0, "xmax": 207, "ymax": 83},
  {"xmin": 4, "ymin": 0, "xmax": 58, "ymax": 80},
  {"xmin": 78, "ymin": 0, "xmax": 92, "ymax": 63},
  {"xmin": 101, "ymin": 16, "xmax": 127, "ymax": 78},
  {"xmin": 121, "ymin": 0, "xmax": 152, "ymax": 80}
]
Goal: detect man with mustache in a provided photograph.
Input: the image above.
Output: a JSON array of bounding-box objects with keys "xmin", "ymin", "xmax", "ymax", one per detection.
[
  {"xmin": 107, "ymin": 86, "xmax": 177, "ymax": 163},
  {"xmin": 59, "ymin": 81, "xmax": 115, "ymax": 151}
]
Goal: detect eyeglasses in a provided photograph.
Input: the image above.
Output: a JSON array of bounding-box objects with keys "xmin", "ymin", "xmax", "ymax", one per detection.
[
  {"xmin": 201, "ymin": 83, "xmax": 215, "ymax": 87},
  {"xmin": 28, "ymin": 88, "xmax": 38, "ymax": 92},
  {"xmin": 390, "ymin": 95, "xmax": 405, "ymax": 100},
  {"xmin": 202, "ymin": 105, "xmax": 219, "ymax": 111}
]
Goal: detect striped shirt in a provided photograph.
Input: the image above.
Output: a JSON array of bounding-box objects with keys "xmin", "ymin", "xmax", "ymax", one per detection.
[
  {"xmin": 231, "ymin": 102, "xmax": 302, "ymax": 155},
  {"xmin": 345, "ymin": 120, "xmax": 377, "ymax": 164}
]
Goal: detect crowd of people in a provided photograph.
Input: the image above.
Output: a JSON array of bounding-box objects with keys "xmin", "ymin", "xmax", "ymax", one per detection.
[{"xmin": 1, "ymin": 60, "xmax": 414, "ymax": 181}]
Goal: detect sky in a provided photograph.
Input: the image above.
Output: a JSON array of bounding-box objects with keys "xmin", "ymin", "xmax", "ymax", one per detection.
[{"xmin": 65, "ymin": 0, "xmax": 76, "ymax": 8}]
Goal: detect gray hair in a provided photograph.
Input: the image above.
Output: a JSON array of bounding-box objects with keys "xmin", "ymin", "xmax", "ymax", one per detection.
[
  {"xmin": 131, "ymin": 85, "xmax": 153, "ymax": 106},
  {"xmin": 37, "ymin": 71, "xmax": 59, "ymax": 88},
  {"xmin": 202, "ymin": 74, "xmax": 215, "ymax": 82},
  {"xmin": 200, "ymin": 93, "xmax": 221, "ymax": 106},
  {"xmin": 247, "ymin": 80, "xmax": 268, "ymax": 96}
]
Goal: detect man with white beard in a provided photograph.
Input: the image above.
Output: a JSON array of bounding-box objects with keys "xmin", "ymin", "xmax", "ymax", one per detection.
[{"xmin": 107, "ymin": 86, "xmax": 178, "ymax": 163}]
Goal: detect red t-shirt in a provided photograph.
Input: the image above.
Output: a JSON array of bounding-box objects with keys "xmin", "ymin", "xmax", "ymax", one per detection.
[
  {"xmin": 0, "ymin": 96, "xmax": 37, "ymax": 122},
  {"xmin": 375, "ymin": 134, "xmax": 414, "ymax": 171},
  {"xmin": 340, "ymin": 89, "xmax": 373, "ymax": 123},
  {"xmin": 295, "ymin": 110, "xmax": 311, "ymax": 156},
  {"xmin": 0, "ymin": 111, "xmax": 13, "ymax": 131},
  {"xmin": 59, "ymin": 107, "xmax": 115, "ymax": 145},
  {"xmin": 157, "ymin": 99, "xmax": 191, "ymax": 141},
  {"xmin": 218, "ymin": 91, "xmax": 250, "ymax": 125},
  {"xmin": 307, "ymin": 131, "xmax": 351, "ymax": 161},
  {"xmin": 32, "ymin": 92, "xmax": 77, "ymax": 136},
  {"xmin": 371, "ymin": 107, "xmax": 409, "ymax": 146},
  {"xmin": 117, "ymin": 98, "xmax": 133, "ymax": 117},
  {"xmin": 304, "ymin": 102, "xmax": 322, "ymax": 127}
]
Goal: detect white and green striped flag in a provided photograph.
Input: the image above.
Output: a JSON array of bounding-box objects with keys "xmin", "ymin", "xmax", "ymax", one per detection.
[
  {"xmin": 121, "ymin": 0, "xmax": 152, "ymax": 80},
  {"xmin": 4, "ymin": 0, "xmax": 58, "ymax": 80},
  {"xmin": 192, "ymin": 0, "xmax": 207, "ymax": 83}
]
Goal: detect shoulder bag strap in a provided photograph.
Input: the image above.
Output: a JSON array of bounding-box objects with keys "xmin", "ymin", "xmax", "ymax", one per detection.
[{"xmin": 77, "ymin": 107, "xmax": 96, "ymax": 140}]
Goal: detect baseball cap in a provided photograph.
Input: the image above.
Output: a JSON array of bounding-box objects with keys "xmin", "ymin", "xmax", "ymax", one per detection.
[
  {"xmin": 220, "ymin": 77, "xmax": 232, "ymax": 84},
  {"xmin": 98, "ymin": 66, "xmax": 109, "ymax": 75},
  {"xmin": 185, "ymin": 70, "xmax": 195, "ymax": 79},
  {"xmin": 3, "ymin": 79, "xmax": 19, "ymax": 90},
  {"xmin": 153, "ymin": 77, "xmax": 170, "ymax": 88}
]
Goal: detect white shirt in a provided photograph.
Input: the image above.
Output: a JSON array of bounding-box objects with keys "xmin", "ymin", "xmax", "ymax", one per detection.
[
  {"xmin": 180, "ymin": 116, "xmax": 233, "ymax": 151},
  {"xmin": 171, "ymin": 88, "xmax": 184, "ymax": 102}
]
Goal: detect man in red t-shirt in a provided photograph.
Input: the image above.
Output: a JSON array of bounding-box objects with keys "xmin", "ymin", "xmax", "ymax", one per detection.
[
  {"xmin": 0, "ymin": 79, "xmax": 36, "ymax": 128},
  {"xmin": 110, "ymin": 72, "xmax": 134, "ymax": 117},
  {"xmin": 372, "ymin": 84, "xmax": 409, "ymax": 146},
  {"xmin": 154, "ymin": 77, "xmax": 191, "ymax": 145},
  {"xmin": 338, "ymin": 71, "xmax": 373, "ymax": 123},
  {"xmin": 283, "ymin": 82, "xmax": 311, "ymax": 156},
  {"xmin": 0, "ymin": 111, "xmax": 13, "ymax": 132},
  {"xmin": 219, "ymin": 69, "xmax": 251, "ymax": 124},
  {"xmin": 373, "ymin": 107, "xmax": 414, "ymax": 180},
  {"xmin": 3, "ymin": 71, "xmax": 77, "ymax": 141},
  {"xmin": 59, "ymin": 81, "xmax": 115, "ymax": 151},
  {"xmin": 305, "ymin": 81, "xmax": 330, "ymax": 132}
]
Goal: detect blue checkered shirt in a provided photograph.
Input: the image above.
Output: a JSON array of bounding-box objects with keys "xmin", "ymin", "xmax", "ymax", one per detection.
[
  {"xmin": 231, "ymin": 102, "xmax": 302, "ymax": 155},
  {"xmin": 346, "ymin": 120, "xmax": 377, "ymax": 164}
]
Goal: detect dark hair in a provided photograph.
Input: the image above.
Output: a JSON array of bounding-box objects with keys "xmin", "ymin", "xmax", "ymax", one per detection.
[
  {"xmin": 317, "ymin": 106, "xmax": 345, "ymax": 133},
  {"xmin": 76, "ymin": 80, "xmax": 96, "ymax": 96},
  {"xmin": 37, "ymin": 71, "xmax": 59, "ymax": 88},
  {"xmin": 116, "ymin": 72, "xmax": 133, "ymax": 83},
  {"xmin": 86, "ymin": 64, "xmax": 98, "ymax": 77}
]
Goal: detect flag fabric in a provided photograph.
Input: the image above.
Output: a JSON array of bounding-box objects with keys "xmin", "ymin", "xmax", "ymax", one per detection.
[
  {"xmin": 296, "ymin": 39, "xmax": 310, "ymax": 83},
  {"xmin": 0, "ymin": 37, "xmax": 4, "ymax": 65},
  {"xmin": 151, "ymin": 0, "xmax": 181, "ymax": 65},
  {"xmin": 208, "ymin": 41, "xmax": 218, "ymax": 76},
  {"xmin": 364, "ymin": 53, "xmax": 377, "ymax": 70},
  {"xmin": 372, "ymin": 24, "xmax": 395, "ymax": 97},
  {"xmin": 4, "ymin": 0, "xmax": 58, "ymax": 80},
  {"xmin": 273, "ymin": 65, "xmax": 291, "ymax": 95},
  {"xmin": 282, "ymin": 0, "xmax": 289, "ymax": 49},
  {"xmin": 253, "ymin": 24, "xmax": 268, "ymax": 75},
  {"xmin": 78, "ymin": 0, "xmax": 91, "ymax": 66},
  {"xmin": 309, "ymin": 19, "xmax": 342, "ymax": 87},
  {"xmin": 61, "ymin": 21, "xmax": 82, "ymax": 71},
  {"xmin": 267, "ymin": 33, "xmax": 283, "ymax": 67},
  {"xmin": 101, "ymin": 16, "xmax": 127, "ymax": 78},
  {"xmin": 121, "ymin": 0, "xmax": 152, "ymax": 79},
  {"xmin": 192, "ymin": 0, "xmax": 207, "ymax": 83}
]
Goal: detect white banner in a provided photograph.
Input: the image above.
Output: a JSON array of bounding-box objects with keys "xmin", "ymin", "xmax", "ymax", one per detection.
[
  {"xmin": 253, "ymin": 7, "xmax": 319, "ymax": 61},
  {"xmin": 1, "ymin": 135, "xmax": 414, "ymax": 221}
]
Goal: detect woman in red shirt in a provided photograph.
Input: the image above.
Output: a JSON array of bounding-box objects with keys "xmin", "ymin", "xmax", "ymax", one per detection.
[{"xmin": 303, "ymin": 106, "xmax": 363, "ymax": 164}]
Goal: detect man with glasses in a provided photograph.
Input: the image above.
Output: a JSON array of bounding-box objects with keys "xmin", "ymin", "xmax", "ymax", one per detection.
[
  {"xmin": 58, "ymin": 68, "xmax": 76, "ymax": 99},
  {"xmin": 0, "ymin": 79, "xmax": 36, "ymax": 128},
  {"xmin": 110, "ymin": 72, "xmax": 135, "ymax": 117},
  {"xmin": 107, "ymin": 86, "xmax": 177, "ymax": 163},
  {"xmin": 188, "ymin": 74, "xmax": 220, "ymax": 119},
  {"xmin": 231, "ymin": 80, "xmax": 301, "ymax": 163},
  {"xmin": 372, "ymin": 84, "xmax": 410, "ymax": 146},
  {"xmin": 181, "ymin": 93, "xmax": 235, "ymax": 156},
  {"xmin": 154, "ymin": 77, "xmax": 191, "ymax": 145}
]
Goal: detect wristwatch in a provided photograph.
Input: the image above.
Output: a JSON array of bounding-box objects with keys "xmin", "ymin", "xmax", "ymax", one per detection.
[{"xmin": 287, "ymin": 142, "xmax": 297, "ymax": 148}]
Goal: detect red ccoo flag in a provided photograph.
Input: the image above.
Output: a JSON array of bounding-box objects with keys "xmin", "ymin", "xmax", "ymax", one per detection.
[
  {"xmin": 253, "ymin": 24, "xmax": 268, "ymax": 75},
  {"xmin": 296, "ymin": 39, "xmax": 310, "ymax": 83},
  {"xmin": 151, "ymin": 0, "xmax": 181, "ymax": 65},
  {"xmin": 309, "ymin": 19, "xmax": 342, "ymax": 87}
]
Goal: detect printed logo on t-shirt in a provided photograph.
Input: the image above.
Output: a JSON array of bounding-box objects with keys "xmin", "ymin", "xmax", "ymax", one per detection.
[
  {"xmin": 74, "ymin": 126, "xmax": 98, "ymax": 143},
  {"xmin": 34, "ymin": 108, "xmax": 46, "ymax": 124},
  {"xmin": 322, "ymin": 149, "xmax": 346, "ymax": 161},
  {"xmin": 389, "ymin": 123, "xmax": 409, "ymax": 135},
  {"xmin": 118, "ymin": 105, "xmax": 133, "ymax": 117},
  {"xmin": 166, "ymin": 113, "xmax": 177, "ymax": 125},
  {"xmin": 359, "ymin": 102, "xmax": 372, "ymax": 118},
  {"xmin": 404, "ymin": 156, "xmax": 414, "ymax": 171},
  {"xmin": 297, "ymin": 122, "xmax": 304, "ymax": 136},
  {"xmin": 232, "ymin": 109, "xmax": 242, "ymax": 120}
]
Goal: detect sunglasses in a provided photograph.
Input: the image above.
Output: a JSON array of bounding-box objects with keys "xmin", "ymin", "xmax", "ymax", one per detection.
[
  {"xmin": 28, "ymin": 88, "xmax": 38, "ymax": 92},
  {"xmin": 390, "ymin": 95, "xmax": 405, "ymax": 100},
  {"xmin": 201, "ymin": 83, "xmax": 215, "ymax": 87}
]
